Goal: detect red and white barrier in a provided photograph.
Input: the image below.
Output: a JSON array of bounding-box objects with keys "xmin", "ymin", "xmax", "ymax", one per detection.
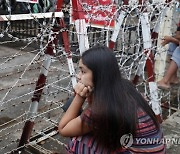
[
  {"xmin": 18, "ymin": 0, "xmax": 77, "ymax": 148},
  {"xmin": 109, "ymin": 0, "xmax": 128, "ymax": 49},
  {"xmin": 0, "ymin": 12, "xmax": 63, "ymax": 21}
]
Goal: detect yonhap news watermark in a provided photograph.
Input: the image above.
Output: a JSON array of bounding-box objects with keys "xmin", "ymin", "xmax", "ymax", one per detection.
[
  {"xmin": 135, "ymin": 136, "xmax": 180, "ymax": 145},
  {"xmin": 120, "ymin": 133, "xmax": 180, "ymax": 148}
]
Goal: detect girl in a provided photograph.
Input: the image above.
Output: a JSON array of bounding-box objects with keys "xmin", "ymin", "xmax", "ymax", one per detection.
[{"xmin": 59, "ymin": 46, "xmax": 165, "ymax": 153}]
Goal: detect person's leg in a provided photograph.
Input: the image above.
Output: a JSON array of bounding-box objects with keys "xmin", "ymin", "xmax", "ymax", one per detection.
[
  {"xmin": 167, "ymin": 43, "xmax": 179, "ymax": 84},
  {"xmin": 157, "ymin": 46, "xmax": 180, "ymax": 89},
  {"xmin": 170, "ymin": 46, "xmax": 180, "ymax": 84},
  {"xmin": 169, "ymin": 70, "xmax": 179, "ymax": 84},
  {"xmin": 157, "ymin": 60, "xmax": 178, "ymax": 89}
]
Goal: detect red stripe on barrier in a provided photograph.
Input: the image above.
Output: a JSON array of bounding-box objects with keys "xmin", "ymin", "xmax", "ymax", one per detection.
[
  {"xmin": 109, "ymin": 41, "xmax": 115, "ymax": 50},
  {"xmin": 32, "ymin": 74, "xmax": 46, "ymax": 102},
  {"xmin": 18, "ymin": 121, "xmax": 34, "ymax": 147}
]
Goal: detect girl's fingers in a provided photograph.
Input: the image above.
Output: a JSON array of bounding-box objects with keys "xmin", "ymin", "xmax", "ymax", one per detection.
[
  {"xmin": 75, "ymin": 82, "xmax": 94, "ymax": 98},
  {"xmin": 74, "ymin": 82, "xmax": 85, "ymax": 94},
  {"xmin": 80, "ymin": 87, "xmax": 88, "ymax": 97},
  {"xmin": 87, "ymin": 86, "xmax": 94, "ymax": 93},
  {"xmin": 74, "ymin": 82, "xmax": 90, "ymax": 97}
]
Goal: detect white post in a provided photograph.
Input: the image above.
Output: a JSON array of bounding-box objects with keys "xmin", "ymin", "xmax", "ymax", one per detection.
[
  {"xmin": 110, "ymin": 11, "xmax": 126, "ymax": 43},
  {"xmin": 154, "ymin": 3, "xmax": 174, "ymax": 81},
  {"xmin": 136, "ymin": 12, "xmax": 152, "ymax": 77},
  {"xmin": 140, "ymin": 12, "xmax": 161, "ymax": 115},
  {"xmin": 153, "ymin": 7, "xmax": 168, "ymax": 34},
  {"xmin": 75, "ymin": 19, "xmax": 89, "ymax": 54},
  {"xmin": 149, "ymin": 82, "xmax": 161, "ymax": 115},
  {"xmin": 67, "ymin": 58, "xmax": 77, "ymax": 88}
]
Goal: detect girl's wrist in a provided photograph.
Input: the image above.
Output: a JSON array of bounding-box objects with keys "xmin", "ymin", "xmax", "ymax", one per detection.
[{"xmin": 75, "ymin": 93, "xmax": 86, "ymax": 101}]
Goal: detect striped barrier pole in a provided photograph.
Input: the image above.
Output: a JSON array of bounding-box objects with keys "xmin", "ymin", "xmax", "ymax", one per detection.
[
  {"xmin": 151, "ymin": 0, "xmax": 172, "ymax": 39},
  {"xmin": 154, "ymin": 0, "xmax": 174, "ymax": 81},
  {"xmin": 72, "ymin": 0, "xmax": 89, "ymax": 55},
  {"xmin": 58, "ymin": 18, "xmax": 77, "ymax": 87},
  {"xmin": 109, "ymin": 0, "xmax": 128, "ymax": 50},
  {"xmin": 133, "ymin": 0, "xmax": 162, "ymax": 122},
  {"xmin": 0, "ymin": 10, "xmax": 64, "ymax": 148},
  {"xmin": 18, "ymin": 18, "xmax": 59, "ymax": 147},
  {"xmin": 57, "ymin": 0, "xmax": 77, "ymax": 88},
  {"xmin": 18, "ymin": 0, "xmax": 77, "ymax": 147}
]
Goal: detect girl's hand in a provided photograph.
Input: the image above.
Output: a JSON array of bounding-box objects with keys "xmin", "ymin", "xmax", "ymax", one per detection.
[{"xmin": 74, "ymin": 82, "xmax": 93, "ymax": 98}]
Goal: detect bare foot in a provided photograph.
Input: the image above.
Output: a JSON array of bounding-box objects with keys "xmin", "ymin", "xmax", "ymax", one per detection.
[
  {"xmin": 170, "ymin": 77, "xmax": 179, "ymax": 84},
  {"xmin": 157, "ymin": 80, "xmax": 171, "ymax": 90}
]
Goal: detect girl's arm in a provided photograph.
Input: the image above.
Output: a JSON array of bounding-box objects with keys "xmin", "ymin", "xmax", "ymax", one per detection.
[{"xmin": 58, "ymin": 83, "xmax": 92, "ymax": 137}]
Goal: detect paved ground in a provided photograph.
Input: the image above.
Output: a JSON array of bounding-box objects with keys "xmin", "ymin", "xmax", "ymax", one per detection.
[
  {"xmin": 162, "ymin": 110, "xmax": 180, "ymax": 153},
  {"xmin": 0, "ymin": 44, "xmax": 71, "ymax": 154}
]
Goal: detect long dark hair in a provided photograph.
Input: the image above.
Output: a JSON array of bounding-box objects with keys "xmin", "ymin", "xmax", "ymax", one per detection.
[{"xmin": 81, "ymin": 45, "xmax": 159, "ymax": 150}]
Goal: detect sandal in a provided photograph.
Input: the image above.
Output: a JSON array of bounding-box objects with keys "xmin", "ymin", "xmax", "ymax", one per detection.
[
  {"xmin": 170, "ymin": 81, "xmax": 180, "ymax": 85},
  {"xmin": 157, "ymin": 82, "xmax": 171, "ymax": 90}
]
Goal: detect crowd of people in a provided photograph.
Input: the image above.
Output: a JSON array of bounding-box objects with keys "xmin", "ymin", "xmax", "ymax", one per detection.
[{"xmin": 0, "ymin": 0, "xmax": 56, "ymax": 14}]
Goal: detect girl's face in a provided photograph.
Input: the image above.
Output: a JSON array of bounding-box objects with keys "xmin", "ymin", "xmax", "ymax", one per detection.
[{"xmin": 77, "ymin": 59, "xmax": 94, "ymax": 88}]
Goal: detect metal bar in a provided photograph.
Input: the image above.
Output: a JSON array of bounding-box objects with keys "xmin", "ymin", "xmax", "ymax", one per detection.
[{"xmin": 0, "ymin": 12, "xmax": 64, "ymax": 21}]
